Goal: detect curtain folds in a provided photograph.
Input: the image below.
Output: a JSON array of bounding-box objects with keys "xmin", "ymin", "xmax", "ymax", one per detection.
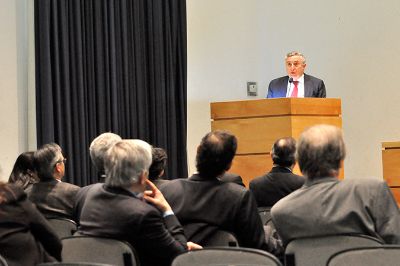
[{"xmin": 35, "ymin": 0, "xmax": 188, "ymax": 186}]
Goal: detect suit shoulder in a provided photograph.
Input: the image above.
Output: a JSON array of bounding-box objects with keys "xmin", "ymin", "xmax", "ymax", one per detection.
[
  {"xmin": 305, "ymin": 73, "xmax": 324, "ymax": 82},
  {"xmin": 269, "ymin": 76, "xmax": 288, "ymax": 84}
]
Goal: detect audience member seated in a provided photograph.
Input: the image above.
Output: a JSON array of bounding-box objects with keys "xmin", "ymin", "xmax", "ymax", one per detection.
[
  {"xmin": 74, "ymin": 132, "xmax": 121, "ymax": 222},
  {"xmin": 89, "ymin": 132, "xmax": 122, "ymax": 182},
  {"xmin": 8, "ymin": 151, "xmax": 39, "ymax": 190},
  {"xmin": 161, "ymin": 130, "xmax": 281, "ymax": 254},
  {"xmin": 0, "ymin": 182, "xmax": 62, "ymax": 266},
  {"xmin": 26, "ymin": 143, "xmax": 80, "ymax": 220},
  {"xmin": 148, "ymin": 147, "xmax": 170, "ymax": 188},
  {"xmin": 249, "ymin": 137, "xmax": 304, "ymax": 207},
  {"xmin": 271, "ymin": 124, "xmax": 400, "ymax": 245},
  {"xmin": 219, "ymin": 172, "xmax": 245, "ymax": 187},
  {"xmin": 74, "ymin": 139, "xmax": 200, "ymax": 266}
]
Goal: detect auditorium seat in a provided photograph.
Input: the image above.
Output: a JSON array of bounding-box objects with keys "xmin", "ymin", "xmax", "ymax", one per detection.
[
  {"xmin": 327, "ymin": 245, "xmax": 400, "ymax": 266},
  {"xmin": 172, "ymin": 247, "xmax": 282, "ymax": 266},
  {"xmin": 284, "ymin": 234, "xmax": 383, "ymax": 266},
  {"xmin": 61, "ymin": 236, "xmax": 138, "ymax": 266}
]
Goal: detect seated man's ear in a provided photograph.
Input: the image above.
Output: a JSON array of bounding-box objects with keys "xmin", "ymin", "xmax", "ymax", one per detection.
[{"xmin": 139, "ymin": 170, "xmax": 149, "ymax": 185}]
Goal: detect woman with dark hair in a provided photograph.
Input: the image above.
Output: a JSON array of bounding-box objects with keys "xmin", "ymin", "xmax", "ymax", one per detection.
[
  {"xmin": 8, "ymin": 151, "xmax": 39, "ymax": 190},
  {"xmin": 0, "ymin": 182, "xmax": 62, "ymax": 266}
]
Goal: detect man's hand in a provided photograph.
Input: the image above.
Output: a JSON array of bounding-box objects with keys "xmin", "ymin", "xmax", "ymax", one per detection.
[
  {"xmin": 143, "ymin": 179, "xmax": 172, "ymax": 213},
  {"xmin": 187, "ymin": 241, "xmax": 203, "ymax": 250}
]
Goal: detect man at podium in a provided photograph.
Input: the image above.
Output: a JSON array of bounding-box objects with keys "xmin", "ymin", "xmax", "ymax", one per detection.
[{"xmin": 266, "ymin": 51, "xmax": 326, "ymax": 98}]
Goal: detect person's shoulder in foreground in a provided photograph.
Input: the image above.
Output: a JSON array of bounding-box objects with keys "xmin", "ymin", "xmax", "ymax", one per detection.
[
  {"xmin": 0, "ymin": 182, "xmax": 62, "ymax": 266},
  {"xmin": 271, "ymin": 124, "xmax": 400, "ymax": 245}
]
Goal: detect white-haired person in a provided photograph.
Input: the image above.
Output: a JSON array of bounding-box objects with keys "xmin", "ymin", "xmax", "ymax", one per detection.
[{"xmin": 74, "ymin": 139, "xmax": 201, "ymax": 266}]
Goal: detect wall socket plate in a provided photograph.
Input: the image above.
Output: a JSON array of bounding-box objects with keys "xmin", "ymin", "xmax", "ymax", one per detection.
[{"xmin": 247, "ymin": 82, "xmax": 257, "ymax": 96}]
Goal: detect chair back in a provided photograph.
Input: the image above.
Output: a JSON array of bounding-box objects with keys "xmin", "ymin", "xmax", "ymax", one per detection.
[
  {"xmin": 0, "ymin": 254, "xmax": 8, "ymax": 266},
  {"xmin": 37, "ymin": 263, "xmax": 115, "ymax": 266},
  {"xmin": 201, "ymin": 230, "xmax": 238, "ymax": 247},
  {"xmin": 284, "ymin": 234, "xmax": 383, "ymax": 266},
  {"xmin": 61, "ymin": 236, "xmax": 138, "ymax": 266},
  {"xmin": 258, "ymin": 207, "xmax": 272, "ymax": 225},
  {"xmin": 327, "ymin": 245, "xmax": 400, "ymax": 266},
  {"xmin": 47, "ymin": 218, "xmax": 77, "ymax": 239},
  {"xmin": 172, "ymin": 247, "xmax": 282, "ymax": 266}
]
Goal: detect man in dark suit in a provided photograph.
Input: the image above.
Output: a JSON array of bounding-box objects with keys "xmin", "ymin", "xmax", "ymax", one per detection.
[
  {"xmin": 249, "ymin": 137, "xmax": 304, "ymax": 207},
  {"xmin": 219, "ymin": 172, "xmax": 245, "ymax": 187},
  {"xmin": 74, "ymin": 139, "xmax": 200, "ymax": 266},
  {"xmin": 26, "ymin": 143, "xmax": 80, "ymax": 220},
  {"xmin": 271, "ymin": 125, "xmax": 400, "ymax": 245},
  {"xmin": 267, "ymin": 51, "xmax": 326, "ymax": 98},
  {"xmin": 161, "ymin": 130, "xmax": 281, "ymax": 254}
]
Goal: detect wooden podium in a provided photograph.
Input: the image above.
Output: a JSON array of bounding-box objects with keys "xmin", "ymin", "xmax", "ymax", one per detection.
[
  {"xmin": 210, "ymin": 98, "xmax": 342, "ymax": 186},
  {"xmin": 382, "ymin": 142, "xmax": 400, "ymax": 206}
]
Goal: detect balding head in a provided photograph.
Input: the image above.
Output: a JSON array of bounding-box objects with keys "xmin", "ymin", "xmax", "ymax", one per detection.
[
  {"xmin": 271, "ymin": 137, "xmax": 296, "ymax": 167},
  {"xmin": 297, "ymin": 125, "xmax": 345, "ymax": 179}
]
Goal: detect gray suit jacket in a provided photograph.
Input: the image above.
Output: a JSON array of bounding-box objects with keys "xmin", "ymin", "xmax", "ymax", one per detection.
[
  {"xmin": 267, "ymin": 74, "xmax": 326, "ymax": 98},
  {"xmin": 26, "ymin": 179, "xmax": 80, "ymax": 220},
  {"xmin": 271, "ymin": 177, "xmax": 400, "ymax": 245}
]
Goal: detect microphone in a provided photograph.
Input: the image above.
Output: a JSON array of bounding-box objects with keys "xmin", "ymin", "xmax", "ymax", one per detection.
[{"xmin": 288, "ymin": 77, "xmax": 293, "ymax": 84}]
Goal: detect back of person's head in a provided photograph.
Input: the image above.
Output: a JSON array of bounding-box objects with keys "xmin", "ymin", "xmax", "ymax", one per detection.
[
  {"xmin": 34, "ymin": 143, "xmax": 64, "ymax": 181},
  {"xmin": 271, "ymin": 137, "xmax": 296, "ymax": 167},
  {"xmin": 8, "ymin": 151, "xmax": 38, "ymax": 189},
  {"xmin": 149, "ymin": 147, "xmax": 168, "ymax": 181},
  {"xmin": 89, "ymin": 132, "xmax": 122, "ymax": 174},
  {"xmin": 196, "ymin": 130, "xmax": 237, "ymax": 178},
  {"xmin": 104, "ymin": 139, "xmax": 152, "ymax": 188},
  {"xmin": 297, "ymin": 124, "xmax": 346, "ymax": 180}
]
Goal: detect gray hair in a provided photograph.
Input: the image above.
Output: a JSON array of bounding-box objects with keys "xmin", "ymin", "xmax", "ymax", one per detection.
[
  {"xmin": 104, "ymin": 139, "xmax": 152, "ymax": 187},
  {"xmin": 297, "ymin": 124, "xmax": 346, "ymax": 179},
  {"xmin": 286, "ymin": 51, "xmax": 306, "ymax": 64},
  {"xmin": 89, "ymin": 132, "xmax": 122, "ymax": 173},
  {"xmin": 34, "ymin": 143, "xmax": 64, "ymax": 181}
]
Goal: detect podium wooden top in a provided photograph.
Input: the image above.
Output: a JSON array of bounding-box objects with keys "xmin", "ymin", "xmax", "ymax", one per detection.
[
  {"xmin": 382, "ymin": 142, "xmax": 400, "ymax": 149},
  {"xmin": 211, "ymin": 98, "xmax": 341, "ymax": 120}
]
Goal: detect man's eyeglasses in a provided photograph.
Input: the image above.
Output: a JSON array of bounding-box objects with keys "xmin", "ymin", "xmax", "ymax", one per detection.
[{"xmin": 54, "ymin": 158, "xmax": 67, "ymax": 168}]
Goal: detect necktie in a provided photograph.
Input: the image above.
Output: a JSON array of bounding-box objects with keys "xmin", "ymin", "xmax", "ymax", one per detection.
[{"xmin": 291, "ymin": 81, "xmax": 299, "ymax": 97}]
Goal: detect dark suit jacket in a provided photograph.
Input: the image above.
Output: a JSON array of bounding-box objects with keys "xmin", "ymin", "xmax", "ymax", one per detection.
[
  {"xmin": 74, "ymin": 183, "xmax": 187, "ymax": 266},
  {"xmin": 271, "ymin": 177, "xmax": 400, "ymax": 245},
  {"xmin": 160, "ymin": 174, "xmax": 267, "ymax": 250},
  {"xmin": 26, "ymin": 179, "xmax": 80, "ymax": 220},
  {"xmin": 219, "ymin": 172, "xmax": 245, "ymax": 187},
  {"xmin": 249, "ymin": 166, "xmax": 305, "ymax": 207},
  {"xmin": 267, "ymin": 74, "xmax": 326, "ymax": 98},
  {"xmin": 0, "ymin": 184, "xmax": 62, "ymax": 266}
]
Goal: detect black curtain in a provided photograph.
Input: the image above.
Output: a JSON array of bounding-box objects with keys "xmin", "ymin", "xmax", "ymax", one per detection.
[{"xmin": 35, "ymin": 0, "xmax": 188, "ymax": 186}]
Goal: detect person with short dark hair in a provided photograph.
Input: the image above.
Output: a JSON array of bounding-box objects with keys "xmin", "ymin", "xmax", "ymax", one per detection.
[
  {"xmin": 8, "ymin": 151, "xmax": 39, "ymax": 190},
  {"xmin": 249, "ymin": 137, "xmax": 304, "ymax": 207},
  {"xmin": 74, "ymin": 139, "xmax": 200, "ymax": 266},
  {"xmin": 0, "ymin": 182, "xmax": 62, "ymax": 266},
  {"xmin": 161, "ymin": 130, "xmax": 275, "ymax": 251},
  {"xmin": 26, "ymin": 143, "xmax": 80, "ymax": 219},
  {"xmin": 148, "ymin": 147, "xmax": 169, "ymax": 188},
  {"xmin": 271, "ymin": 125, "xmax": 400, "ymax": 245}
]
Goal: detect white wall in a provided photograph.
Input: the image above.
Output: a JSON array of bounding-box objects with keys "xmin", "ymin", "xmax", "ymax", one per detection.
[
  {"xmin": 187, "ymin": 0, "xmax": 400, "ymax": 179},
  {"xmin": 0, "ymin": 0, "xmax": 33, "ymax": 182}
]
